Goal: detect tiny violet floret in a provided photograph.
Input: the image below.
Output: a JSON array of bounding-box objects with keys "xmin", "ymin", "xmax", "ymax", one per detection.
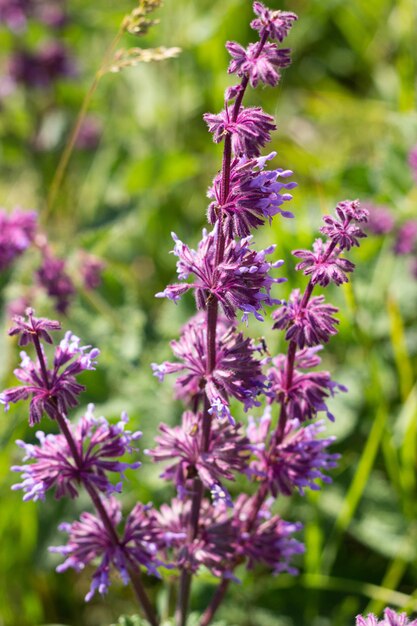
[
  {"xmin": 0, "ymin": 207, "xmax": 37, "ymax": 271},
  {"xmin": 250, "ymin": 3, "xmax": 298, "ymax": 42},
  {"xmin": 8, "ymin": 307, "xmax": 61, "ymax": 346},
  {"xmin": 226, "ymin": 41, "xmax": 291, "ymax": 88},
  {"xmin": 11, "ymin": 404, "xmax": 142, "ymax": 501},
  {"xmin": 293, "ymin": 238, "xmax": 355, "ymax": 287}
]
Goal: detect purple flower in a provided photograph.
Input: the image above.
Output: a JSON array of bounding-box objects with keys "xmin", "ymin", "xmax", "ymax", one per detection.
[
  {"xmin": 320, "ymin": 200, "xmax": 368, "ymax": 251},
  {"xmin": 154, "ymin": 498, "xmax": 236, "ymax": 577},
  {"xmin": 363, "ymin": 202, "xmax": 395, "ymax": 236},
  {"xmin": 250, "ymin": 3, "xmax": 297, "ymax": 42},
  {"xmin": 203, "ymin": 106, "xmax": 276, "ymax": 157},
  {"xmin": 226, "ymin": 41, "xmax": 291, "ymax": 87},
  {"xmin": 152, "ymin": 315, "xmax": 266, "ymax": 421},
  {"xmin": 50, "ymin": 498, "xmax": 160, "ymax": 601},
  {"xmin": 356, "ymin": 609, "xmax": 417, "ymax": 626},
  {"xmin": 409, "ymin": 145, "xmax": 417, "ymax": 183},
  {"xmin": 393, "ymin": 220, "xmax": 417, "ymax": 256},
  {"xmin": 293, "ymin": 238, "xmax": 355, "ymax": 287},
  {"xmin": 147, "ymin": 410, "xmax": 250, "ymax": 505},
  {"xmin": 272, "ymin": 289, "xmax": 339, "ymax": 348},
  {"xmin": 79, "ymin": 252, "xmax": 105, "ymax": 290},
  {"xmin": 0, "ymin": 0, "xmax": 28, "ymax": 31},
  {"xmin": 8, "ymin": 41, "xmax": 76, "ymax": 89},
  {"xmin": 0, "ymin": 207, "xmax": 37, "ymax": 271},
  {"xmin": 247, "ymin": 408, "xmax": 339, "ymax": 496},
  {"xmin": 232, "ymin": 494, "xmax": 304, "ymax": 574},
  {"xmin": 8, "ymin": 307, "xmax": 61, "ymax": 346},
  {"xmin": 156, "ymin": 228, "xmax": 285, "ymax": 322},
  {"xmin": 36, "ymin": 251, "xmax": 75, "ymax": 314},
  {"xmin": 11, "ymin": 404, "xmax": 141, "ymax": 501},
  {"xmin": 207, "ymin": 152, "xmax": 295, "ymax": 238},
  {"xmin": 267, "ymin": 347, "xmax": 347, "ymax": 422},
  {"xmin": 1, "ymin": 328, "xmax": 99, "ymax": 425}
]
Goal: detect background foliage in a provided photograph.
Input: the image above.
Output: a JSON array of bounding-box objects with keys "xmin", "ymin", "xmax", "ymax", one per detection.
[{"xmin": 0, "ymin": 0, "xmax": 417, "ymax": 625}]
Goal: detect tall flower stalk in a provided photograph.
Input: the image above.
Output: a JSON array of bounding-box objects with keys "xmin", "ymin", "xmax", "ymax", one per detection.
[{"xmin": 1, "ymin": 4, "xmax": 378, "ymax": 626}]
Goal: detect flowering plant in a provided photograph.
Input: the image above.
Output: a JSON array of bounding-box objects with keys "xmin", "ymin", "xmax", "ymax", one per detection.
[{"xmin": 2, "ymin": 3, "xmax": 416, "ymax": 626}]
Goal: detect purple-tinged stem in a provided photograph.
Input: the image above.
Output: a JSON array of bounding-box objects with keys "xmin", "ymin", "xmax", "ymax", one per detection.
[
  {"xmin": 32, "ymin": 338, "xmax": 159, "ymax": 626},
  {"xmin": 200, "ymin": 579, "xmax": 230, "ymax": 626},
  {"xmin": 177, "ymin": 30, "xmax": 271, "ymax": 626}
]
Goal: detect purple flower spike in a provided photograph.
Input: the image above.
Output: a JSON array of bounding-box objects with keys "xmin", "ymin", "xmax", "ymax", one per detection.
[
  {"xmin": 248, "ymin": 409, "xmax": 339, "ymax": 496},
  {"xmin": 293, "ymin": 238, "xmax": 355, "ymax": 287},
  {"xmin": 152, "ymin": 314, "xmax": 266, "ymax": 414},
  {"xmin": 267, "ymin": 347, "xmax": 347, "ymax": 422},
  {"xmin": 8, "ymin": 307, "xmax": 61, "ymax": 346},
  {"xmin": 36, "ymin": 252, "xmax": 75, "ymax": 314},
  {"xmin": 203, "ymin": 106, "xmax": 276, "ymax": 157},
  {"xmin": 226, "ymin": 41, "xmax": 291, "ymax": 87},
  {"xmin": 1, "ymin": 326, "xmax": 99, "ymax": 425},
  {"xmin": 0, "ymin": 207, "xmax": 37, "ymax": 270},
  {"xmin": 232, "ymin": 495, "xmax": 304, "ymax": 574},
  {"xmin": 147, "ymin": 410, "xmax": 250, "ymax": 504},
  {"xmin": 155, "ymin": 498, "xmax": 236, "ymax": 577},
  {"xmin": 250, "ymin": 3, "xmax": 297, "ymax": 42},
  {"xmin": 207, "ymin": 153, "xmax": 296, "ymax": 238},
  {"xmin": 11, "ymin": 404, "xmax": 141, "ymax": 501},
  {"xmin": 50, "ymin": 498, "xmax": 160, "ymax": 601},
  {"xmin": 272, "ymin": 289, "xmax": 339, "ymax": 348},
  {"xmin": 157, "ymin": 229, "xmax": 285, "ymax": 322}
]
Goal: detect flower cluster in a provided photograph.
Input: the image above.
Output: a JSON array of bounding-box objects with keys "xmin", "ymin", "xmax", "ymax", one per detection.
[
  {"xmin": 152, "ymin": 314, "xmax": 266, "ymax": 421},
  {"xmin": 356, "ymin": 609, "xmax": 417, "ymax": 626},
  {"xmin": 0, "ymin": 314, "xmax": 99, "ymax": 425},
  {"xmin": 157, "ymin": 229, "xmax": 285, "ymax": 322},
  {"xmin": 207, "ymin": 152, "xmax": 296, "ymax": 238},
  {"xmin": 12, "ymin": 404, "xmax": 141, "ymax": 501},
  {"xmin": 147, "ymin": 410, "xmax": 251, "ymax": 505},
  {"xmin": 50, "ymin": 497, "xmax": 160, "ymax": 601}
]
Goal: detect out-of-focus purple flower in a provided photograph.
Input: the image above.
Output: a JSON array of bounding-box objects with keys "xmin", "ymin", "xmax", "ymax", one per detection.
[
  {"xmin": 75, "ymin": 116, "xmax": 102, "ymax": 151},
  {"xmin": 36, "ymin": 251, "xmax": 75, "ymax": 314},
  {"xmin": 79, "ymin": 252, "xmax": 105, "ymax": 290},
  {"xmin": 356, "ymin": 608, "xmax": 417, "ymax": 626},
  {"xmin": 232, "ymin": 494, "xmax": 304, "ymax": 574},
  {"xmin": 50, "ymin": 497, "xmax": 160, "ymax": 601},
  {"xmin": 152, "ymin": 315, "xmax": 266, "ymax": 421},
  {"xmin": 156, "ymin": 229, "xmax": 285, "ymax": 322},
  {"xmin": 147, "ymin": 410, "xmax": 250, "ymax": 505},
  {"xmin": 203, "ymin": 106, "xmax": 276, "ymax": 157},
  {"xmin": 155, "ymin": 498, "xmax": 235, "ymax": 577},
  {"xmin": 320, "ymin": 200, "xmax": 368, "ymax": 251},
  {"xmin": 8, "ymin": 307, "xmax": 61, "ymax": 346},
  {"xmin": 362, "ymin": 202, "xmax": 395, "ymax": 236},
  {"xmin": 207, "ymin": 152, "xmax": 295, "ymax": 238},
  {"xmin": 0, "ymin": 0, "xmax": 29, "ymax": 31},
  {"xmin": 12, "ymin": 404, "xmax": 141, "ymax": 501},
  {"xmin": 272, "ymin": 289, "xmax": 339, "ymax": 348},
  {"xmin": 247, "ymin": 408, "xmax": 339, "ymax": 496},
  {"xmin": 267, "ymin": 347, "xmax": 347, "ymax": 422},
  {"xmin": 250, "ymin": 2, "xmax": 297, "ymax": 42},
  {"xmin": 8, "ymin": 41, "xmax": 76, "ymax": 89},
  {"xmin": 393, "ymin": 220, "xmax": 417, "ymax": 256},
  {"xmin": 0, "ymin": 207, "xmax": 37, "ymax": 271},
  {"xmin": 1, "ymin": 325, "xmax": 99, "ymax": 425},
  {"xmin": 37, "ymin": 2, "xmax": 67, "ymax": 28},
  {"xmin": 226, "ymin": 41, "xmax": 291, "ymax": 87},
  {"xmin": 6, "ymin": 296, "xmax": 31, "ymax": 319},
  {"xmin": 293, "ymin": 238, "xmax": 355, "ymax": 287},
  {"xmin": 409, "ymin": 145, "xmax": 417, "ymax": 183}
]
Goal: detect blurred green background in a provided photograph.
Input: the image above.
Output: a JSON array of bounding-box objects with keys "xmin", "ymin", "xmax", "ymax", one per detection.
[{"xmin": 1, "ymin": 0, "xmax": 417, "ymax": 625}]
